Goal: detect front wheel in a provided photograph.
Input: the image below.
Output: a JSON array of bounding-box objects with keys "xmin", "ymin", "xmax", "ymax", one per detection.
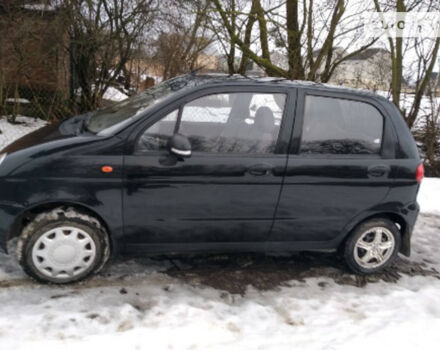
[
  {"xmin": 343, "ymin": 218, "xmax": 401, "ymax": 274},
  {"xmin": 17, "ymin": 207, "xmax": 110, "ymax": 284}
]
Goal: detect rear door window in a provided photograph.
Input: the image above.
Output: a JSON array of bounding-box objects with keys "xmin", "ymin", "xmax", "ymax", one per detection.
[{"xmin": 300, "ymin": 95, "xmax": 383, "ymax": 155}]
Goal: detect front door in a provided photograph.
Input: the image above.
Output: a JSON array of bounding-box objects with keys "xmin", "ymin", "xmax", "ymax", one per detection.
[{"xmin": 123, "ymin": 88, "xmax": 294, "ymax": 251}]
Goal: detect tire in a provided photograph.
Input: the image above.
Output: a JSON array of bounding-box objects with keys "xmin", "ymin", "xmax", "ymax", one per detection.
[
  {"xmin": 17, "ymin": 207, "xmax": 110, "ymax": 284},
  {"xmin": 343, "ymin": 218, "xmax": 401, "ymax": 274}
]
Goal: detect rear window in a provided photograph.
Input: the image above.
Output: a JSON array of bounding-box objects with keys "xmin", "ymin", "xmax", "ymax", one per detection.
[{"xmin": 300, "ymin": 95, "xmax": 383, "ymax": 155}]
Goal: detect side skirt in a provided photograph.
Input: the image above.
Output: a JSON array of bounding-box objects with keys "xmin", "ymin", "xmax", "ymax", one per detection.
[{"xmin": 123, "ymin": 241, "xmax": 337, "ymax": 255}]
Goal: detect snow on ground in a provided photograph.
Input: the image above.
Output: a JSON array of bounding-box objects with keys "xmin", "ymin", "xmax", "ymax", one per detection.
[
  {"xmin": 103, "ymin": 87, "xmax": 129, "ymax": 102},
  {"xmin": 0, "ymin": 118, "xmax": 439, "ymax": 349},
  {"xmin": 418, "ymin": 178, "xmax": 440, "ymax": 215},
  {"xmin": 0, "ymin": 116, "xmax": 47, "ymax": 150}
]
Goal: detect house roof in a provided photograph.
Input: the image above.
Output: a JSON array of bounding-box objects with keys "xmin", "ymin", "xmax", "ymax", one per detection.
[
  {"xmin": 22, "ymin": 0, "xmax": 60, "ymax": 12},
  {"xmin": 347, "ymin": 48, "xmax": 391, "ymax": 61},
  {"xmin": 0, "ymin": 1, "xmax": 60, "ymax": 14},
  {"xmin": 312, "ymin": 47, "xmax": 346, "ymax": 58}
]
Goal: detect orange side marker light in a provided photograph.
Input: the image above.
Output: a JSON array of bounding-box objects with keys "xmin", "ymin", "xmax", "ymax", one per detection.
[{"xmin": 101, "ymin": 166, "xmax": 113, "ymax": 173}]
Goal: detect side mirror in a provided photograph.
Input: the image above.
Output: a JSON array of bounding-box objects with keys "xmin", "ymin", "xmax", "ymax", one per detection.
[{"xmin": 168, "ymin": 133, "xmax": 192, "ymax": 158}]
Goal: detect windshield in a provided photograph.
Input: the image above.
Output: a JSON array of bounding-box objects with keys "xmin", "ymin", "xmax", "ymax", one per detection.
[{"xmin": 85, "ymin": 75, "xmax": 197, "ymax": 133}]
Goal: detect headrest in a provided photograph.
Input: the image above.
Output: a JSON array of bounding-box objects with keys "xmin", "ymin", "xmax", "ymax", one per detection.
[{"xmin": 254, "ymin": 107, "xmax": 275, "ymax": 133}]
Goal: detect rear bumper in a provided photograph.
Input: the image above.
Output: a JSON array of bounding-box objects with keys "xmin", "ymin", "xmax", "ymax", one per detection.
[{"xmin": 400, "ymin": 201, "xmax": 420, "ymax": 257}]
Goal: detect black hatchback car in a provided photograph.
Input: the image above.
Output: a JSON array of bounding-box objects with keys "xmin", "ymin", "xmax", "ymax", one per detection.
[{"xmin": 0, "ymin": 74, "xmax": 423, "ymax": 283}]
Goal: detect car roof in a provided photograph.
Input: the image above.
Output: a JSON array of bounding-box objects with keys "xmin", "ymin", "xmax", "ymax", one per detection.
[{"xmin": 182, "ymin": 73, "xmax": 389, "ymax": 103}]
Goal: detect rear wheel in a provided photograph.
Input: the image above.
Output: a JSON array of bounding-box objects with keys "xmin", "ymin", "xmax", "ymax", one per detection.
[
  {"xmin": 17, "ymin": 207, "xmax": 110, "ymax": 284},
  {"xmin": 343, "ymin": 218, "xmax": 401, "ymax": 274}
]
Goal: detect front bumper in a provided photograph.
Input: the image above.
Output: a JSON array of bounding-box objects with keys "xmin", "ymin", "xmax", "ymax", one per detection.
[{"xmin": 0, "ymin": 203, "xmax": 24, "ymax": 254}]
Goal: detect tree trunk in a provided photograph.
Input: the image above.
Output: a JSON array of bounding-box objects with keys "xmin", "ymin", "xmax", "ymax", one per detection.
[{"xmin": 286, "ymin": 0, "xmax": 305, "ymax": 79}]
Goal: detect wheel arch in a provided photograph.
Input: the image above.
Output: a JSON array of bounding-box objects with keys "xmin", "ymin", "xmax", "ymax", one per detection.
[
  {"xmin": 6, "ymin": 201, "xmax": 116, "ymax": 255},
  {"xmin": 339, "ymin": 211, "xmax": 410, "ymax": 256}
]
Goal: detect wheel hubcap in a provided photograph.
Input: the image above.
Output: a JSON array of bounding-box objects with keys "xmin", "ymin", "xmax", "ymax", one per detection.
[
  {"xmin": 31, "ymin": 226, "xmax": 96, "ymax": 279},
  {"xmin": 353, "ymin": 227, "xmax": 395, "ymax": 269}
]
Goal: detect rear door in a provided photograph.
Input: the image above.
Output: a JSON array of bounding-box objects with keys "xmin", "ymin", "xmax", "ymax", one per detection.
[
  {"xmin": 123, "ymin": 86, "xmax": 295, "ymax": 251},
  {"xmin": 270, "ymin": 89, "xmax": 395, "ymax": 247}
]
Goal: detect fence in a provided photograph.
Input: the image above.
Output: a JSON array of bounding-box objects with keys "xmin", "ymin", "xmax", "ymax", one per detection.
[{"xmin": 0, "ymin": 82, "xmax": 76, "ymax": 123}]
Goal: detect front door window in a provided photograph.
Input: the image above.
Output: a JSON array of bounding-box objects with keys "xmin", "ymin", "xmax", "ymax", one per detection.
[{"xmin": 136, "ymin": 92, "xmax": 286, "ymax": 154}]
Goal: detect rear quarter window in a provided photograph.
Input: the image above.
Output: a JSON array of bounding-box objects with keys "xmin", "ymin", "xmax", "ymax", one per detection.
[{"xmin": 300, "ymin": 95, "xmax": 384, "ymax": 155}]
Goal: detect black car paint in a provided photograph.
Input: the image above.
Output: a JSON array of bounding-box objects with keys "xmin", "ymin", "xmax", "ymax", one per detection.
[{"xmin": 0, "ymin": 77, "xmax": 420, "ymax": 257}]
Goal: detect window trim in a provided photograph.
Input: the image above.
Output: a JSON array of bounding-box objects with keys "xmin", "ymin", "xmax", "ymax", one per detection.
[
  {"xmin": 290, "ymin": 88, "xmax": 390, "ymax": 158},
  {"xmin": 131, "ymin": 84, "xmax": 295, "ymax": 156}
]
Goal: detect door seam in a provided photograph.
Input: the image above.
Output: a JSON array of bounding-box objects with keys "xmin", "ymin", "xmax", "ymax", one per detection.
[{"xmin": 267, "ymin": 88, "xmax": 299, "ymax": 240}]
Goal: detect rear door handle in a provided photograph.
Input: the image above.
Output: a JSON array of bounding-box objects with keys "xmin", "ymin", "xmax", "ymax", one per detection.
[
  {"xmin": 368, "ymin": 165, "xmax": 390, "ymax": 177},
  {"xmin": 248, "ymin": 164, "xmax": 272, "ymax": 176}
]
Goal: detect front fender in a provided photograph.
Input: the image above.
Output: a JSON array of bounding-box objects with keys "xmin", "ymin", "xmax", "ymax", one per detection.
[
  {"xmin": 0, "ymin": 172, "xmax": 124, "ymax": 254},
  {"xmin": 0, "ymin": 197, "xmax": 123, "ymax": 255}
]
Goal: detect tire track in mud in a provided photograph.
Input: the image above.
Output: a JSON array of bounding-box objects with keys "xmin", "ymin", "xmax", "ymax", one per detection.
[{"xmin": 1, "ymin": 254, "xmax": 438, "ymax": 294}]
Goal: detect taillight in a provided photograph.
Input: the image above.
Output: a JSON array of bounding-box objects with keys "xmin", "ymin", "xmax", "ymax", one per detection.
[{"xmin": 416, "ymin": 163, "xmax": 424, "ymax": 184}]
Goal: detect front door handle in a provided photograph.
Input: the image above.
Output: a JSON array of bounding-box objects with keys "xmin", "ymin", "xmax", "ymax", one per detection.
[
  {"xmin": 248, "ymin": 164, "xmax": 272, "ymax": 176},
  {"xmin": 368, "ymin": 165, "xmax": 390, "ymax": 177}
]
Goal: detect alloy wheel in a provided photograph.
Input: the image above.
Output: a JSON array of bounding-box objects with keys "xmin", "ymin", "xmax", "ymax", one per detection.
[{"xmin": 353, "ymin": 226, "xmax": 395, "ymax": 269}]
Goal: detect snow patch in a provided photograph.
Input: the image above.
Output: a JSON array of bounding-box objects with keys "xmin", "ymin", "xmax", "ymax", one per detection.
[
  {"xmin": 417, "ymin": 177, "xmax": 440, "ymax": 214},
  {"xmin": 103, "ymin": 87, "xmax": 128, "ymax": 102},
  {"xmin": 5, "ymin": 98, "xmax": 30, "ymax": 104},
  {"xmin": 0, "ymin": 116, "xmax": 47, "ymax": 150}
]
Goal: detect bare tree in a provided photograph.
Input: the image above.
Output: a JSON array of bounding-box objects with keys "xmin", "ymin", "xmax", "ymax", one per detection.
[
  {"xmin": 423, "ymin": 91, "xmax": 440, "ymax": 175},
  {"xmin": 373, "ymin": 0, "xmax": 440, "ymax": 128},
  {"xmin": 61, "ymin": 0, "xmax": 158, "ymax": 111},
  {"xmin": 151, "ymin": 0, "xmax": 214, "ymax": 80},
  {"xmin": 210, "ymin": 0, "xmax": 378, "ymax": 80},
  {"xmin": 208, "ymin": 0, "xmax": 242, "ymax": 74}
]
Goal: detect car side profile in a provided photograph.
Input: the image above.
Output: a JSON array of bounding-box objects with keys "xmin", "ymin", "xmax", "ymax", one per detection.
[{"xmin": 0, "ymin": 74, "xmax": 423, "ymax": 283}]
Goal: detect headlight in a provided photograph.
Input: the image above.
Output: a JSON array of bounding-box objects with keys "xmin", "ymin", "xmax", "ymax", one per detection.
[{"xmin": 0, "ymin": 153, "xmax": 7, "ymax": 166}]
